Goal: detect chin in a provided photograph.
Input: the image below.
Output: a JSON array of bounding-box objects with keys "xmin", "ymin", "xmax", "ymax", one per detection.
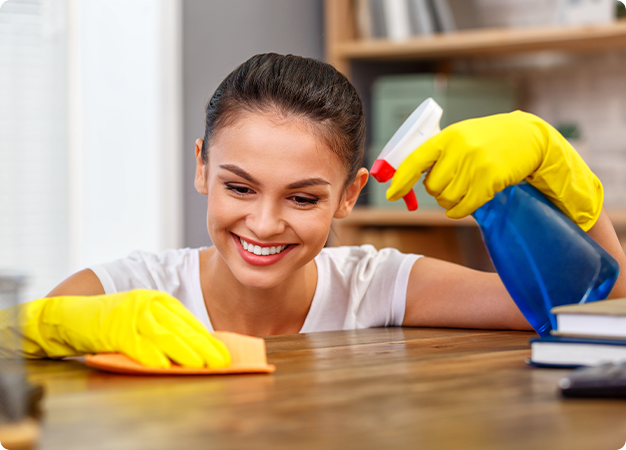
[{"xmin": 229, "ymin": 266, "xmax": 295, "ymax": 290}]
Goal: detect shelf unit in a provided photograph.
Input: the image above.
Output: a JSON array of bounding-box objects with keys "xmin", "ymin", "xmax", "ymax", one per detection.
[
  {"xmin": 325, "ymin": 1, "xmax": 626, "ymax": 75},
  {"xmin": 324, "ymin": 0, "xmax": 626, "ymax": 264}
]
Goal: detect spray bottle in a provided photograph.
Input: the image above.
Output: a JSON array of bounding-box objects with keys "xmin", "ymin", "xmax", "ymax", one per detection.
[{"xmin": 370, "ymin": 98, "xmax": 619, "ymax": 336}]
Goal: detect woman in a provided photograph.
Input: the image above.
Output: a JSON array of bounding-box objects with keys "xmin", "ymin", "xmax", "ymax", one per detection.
[{"xmin": 9, "ymin": 53, "xmax": 626, "ymax": 368}]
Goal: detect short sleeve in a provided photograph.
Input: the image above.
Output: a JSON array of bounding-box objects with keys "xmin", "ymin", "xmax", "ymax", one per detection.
[
  {"xmin": 87, "ymin": 248, "xmax": 212, "ymax": 330},
  {"xmin": 301, "ymin": 245, "xmax": 421, "ymax": 332},
  {"xmin": 89, "ymin": 249, "xmax": 183, "ymax": 295}
]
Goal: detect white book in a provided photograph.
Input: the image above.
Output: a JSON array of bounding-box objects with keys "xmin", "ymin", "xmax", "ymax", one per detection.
[
  {"xmin": 383, "ymin": 0, "xmax": 412, "ymax": 41},
  {"xmin": 408, "ymin": 0, "xmax": 435, "ymax": 36},
  {"xmin": 557, "ymin": 0, "xmax": 615, "ymax": 26},
  {"xmin": 530, "ymin": 336, "xmax": 626, "ymax": 367},
  {"xmin": 552, "ymin": 298, "xmax": 626, "ymax": 339}
]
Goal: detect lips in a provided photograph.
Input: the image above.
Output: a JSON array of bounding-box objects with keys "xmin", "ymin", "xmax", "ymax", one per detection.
[{"xmin": 231, "ymin": 233, "xmax": 295, "ymax": 266}]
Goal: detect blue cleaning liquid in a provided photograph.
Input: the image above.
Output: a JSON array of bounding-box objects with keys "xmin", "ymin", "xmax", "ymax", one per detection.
[{"xmin": 472, "ymin": 182, "xmax": 619, "ymax": 336}]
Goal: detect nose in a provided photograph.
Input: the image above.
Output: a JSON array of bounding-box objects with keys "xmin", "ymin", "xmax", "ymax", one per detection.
[{"xmin": 245, "ymin": 198, "xmax": 286, "ymax": 240}]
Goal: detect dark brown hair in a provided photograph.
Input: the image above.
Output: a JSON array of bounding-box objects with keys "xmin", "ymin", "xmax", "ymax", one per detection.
[{"xmin": 201, "ymin": 53, "xmax": 366, "ymax": 185}]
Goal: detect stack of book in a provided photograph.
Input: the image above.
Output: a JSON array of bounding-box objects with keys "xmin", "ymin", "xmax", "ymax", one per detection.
[
  {"xmin": 353, "ymin": 0, "xmax": 616, "ymax": 42},
  {"xmin": 353, "ymin": 0, "xmax": 480, "ymax": 41},
  {"xmin": 530, "ymin": 298, "xmax": 626, "ymax": 367}
]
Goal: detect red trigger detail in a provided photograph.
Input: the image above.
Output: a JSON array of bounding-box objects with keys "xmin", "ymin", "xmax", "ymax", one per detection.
[
  {"xmin": 370, "ymin": 159, "xmax": 396, "ymax": 183},
  {"xmin": 403, "ymin": 190, "xmax": 418, "ymax": 211}
]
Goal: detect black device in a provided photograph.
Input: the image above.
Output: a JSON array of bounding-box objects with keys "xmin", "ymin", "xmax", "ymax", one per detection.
[{"xmin": 559, "ymin": 362, "xmax": 626, "ymax": 398}]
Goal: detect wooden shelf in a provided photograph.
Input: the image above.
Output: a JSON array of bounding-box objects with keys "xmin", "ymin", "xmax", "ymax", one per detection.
[
  {"xmin": 334, "ymin": 22, "xmax": 626, "ymax": 63},
  {"xmin": 325, "ymin": 1, "xmax": 626, "ymax": 75},
  {"xmin": 336, "ymin": 207, "xmax": 476, "ymax": 227},
  {"xmin": 339, "ymin": 207, "xmax": 626, "ymax": 228}
]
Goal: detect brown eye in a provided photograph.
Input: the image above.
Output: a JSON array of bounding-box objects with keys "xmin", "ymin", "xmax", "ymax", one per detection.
[
  {"xmin": 292, "ymin": 196, "xmax": 318, "ymax": 206},
  {"xmin": 224, "ymin": 183, "xmax": 254, "ymax": 195}
]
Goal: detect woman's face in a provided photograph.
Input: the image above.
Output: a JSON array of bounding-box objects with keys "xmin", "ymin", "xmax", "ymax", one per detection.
[{"xmin": 195, "ymin": 111, "xmax": 364, "ymax": 289}]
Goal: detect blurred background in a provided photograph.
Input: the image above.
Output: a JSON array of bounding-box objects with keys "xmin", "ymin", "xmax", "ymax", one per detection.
[{"xmin": 2, "ymin": 0, "xmax": 626, "ymax": 301}]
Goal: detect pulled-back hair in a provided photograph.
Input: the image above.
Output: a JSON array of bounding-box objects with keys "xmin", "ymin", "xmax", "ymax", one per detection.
[{"xmin": 202, "ymin": 53, "xmax": 366, "ymax": 185}]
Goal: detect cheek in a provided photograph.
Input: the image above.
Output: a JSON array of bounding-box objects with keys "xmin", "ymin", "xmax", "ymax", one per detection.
[
  {"xmin": 205, "ymin": 184, "xmax": 240, "ymax": 236},
  {"xmin": 283, "ymin": 207, "xmax": 335, "ymax": 249}
]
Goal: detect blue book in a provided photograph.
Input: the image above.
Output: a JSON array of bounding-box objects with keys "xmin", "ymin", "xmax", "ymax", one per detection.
[{"xmin": 530, "ymin": 335, "xmax": 626, "ymax": 368}]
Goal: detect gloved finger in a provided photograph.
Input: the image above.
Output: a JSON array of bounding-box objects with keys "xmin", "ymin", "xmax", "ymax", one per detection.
[
  {"xmin": 446, "ymin": 188, "xmax": 493, "ymax": 219},
  {"xmin": 121, "ymin": 334, "xmax": 172, "ymax": 368},
  {"xmin": 137, "ymin": 307, "xmax": 206, "ymax": 368},
  {"xmin": 202, "ymin": 334, "xmax": 231, "ymax": 368},
  {"xmin": 151, "ymin": 302, "xmax": 230, "ymax": 368},
  {"xmin": 155, "ymin": 297, "xmax": 231, "ymax": 366},
  {"xmin": 387, "ymin": 132, "xmax": 446, "ymax": 202},
  {"xmin": 445, "ymin": 183, "xmax": 499, "ymax": 219},
  {"xmin": 429, "ymin": 164, "xmax": 475, "ymax": 212},
  {"xmin": 157, "ymin": 295, "xmax": 217, "ymax": 336}
]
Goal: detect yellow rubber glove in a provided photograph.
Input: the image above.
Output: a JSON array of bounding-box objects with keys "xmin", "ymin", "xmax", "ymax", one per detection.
[
  {"xmin": 387, "ymin": 111, "xmax": 603, "ymax": 231},
  {"xmin": 0, "ymin": 289, "xmax": 231, "ymax": 369}
]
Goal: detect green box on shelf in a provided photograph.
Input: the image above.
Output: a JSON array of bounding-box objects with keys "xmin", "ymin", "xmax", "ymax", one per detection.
[{"xmin": 368, "ymin": 74, "xmax": 518, "ymax": 210}]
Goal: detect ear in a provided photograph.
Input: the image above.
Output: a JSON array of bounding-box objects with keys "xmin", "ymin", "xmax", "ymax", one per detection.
[
  {"xmin": 334, "ymin": 168, "xmax": 369, "ymax": 219},
  {"xmin": 194, "ymin": 138, "xmax": 208, "ymax": 195}
]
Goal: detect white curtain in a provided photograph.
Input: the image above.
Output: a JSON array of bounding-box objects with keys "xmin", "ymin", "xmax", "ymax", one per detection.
[{"xmin": 0, "ymin": 0, "xmax": 69, "ymax": 301}]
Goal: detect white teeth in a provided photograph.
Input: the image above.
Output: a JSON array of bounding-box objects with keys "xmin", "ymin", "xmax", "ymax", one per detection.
[{"xmin": 239, "ymin": 237, "xmax": 288, "ymax": 256}]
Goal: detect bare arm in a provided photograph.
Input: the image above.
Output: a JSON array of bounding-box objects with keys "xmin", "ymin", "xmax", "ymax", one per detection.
[
  {"xmin": 403, "ymin": 207, "xmax": 626, "ymax": 330},
  {"xmin": 46, "ymin": 269, "xmax": 105, "ymax": 297},
  {"xmin": 403, "ymin": 257, "xmax": 529, "ymax": 330},
  {"xmin": 586, "ymin": 208, "xmax": 626, "ymax": 299}
]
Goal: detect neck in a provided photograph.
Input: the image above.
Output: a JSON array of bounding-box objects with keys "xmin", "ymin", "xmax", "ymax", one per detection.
[{"xmin": 199, "ymin": 247, "xmax": 317, "ymax": 336}]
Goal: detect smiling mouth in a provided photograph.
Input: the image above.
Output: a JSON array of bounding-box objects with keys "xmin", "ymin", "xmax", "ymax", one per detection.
[{"xmin": 238, "ymin": 236, "xmax": 291, "ymax": 256}]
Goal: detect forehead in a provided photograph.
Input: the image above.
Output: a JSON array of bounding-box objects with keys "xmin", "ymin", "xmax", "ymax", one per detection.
[{"xmin": 208, "ymin": 112, "xmax": 346, "ymax": 182}]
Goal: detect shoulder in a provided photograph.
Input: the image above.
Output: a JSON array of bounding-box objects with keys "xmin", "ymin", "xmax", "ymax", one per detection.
[
  {"xmin": 305, "ymin": 245, "xmax": 421, "ymax": 330},
  {"xmin": 316, "ymin": 245, "xmax": 416, "ymax": 271},
  {"xmin": 108, "ymin": 247, "xmax": 204, "ymax": 274},
  {"xmin": 315, "ymin": 244, "xmax": 420, "ymax": 290},
  {"xmin": 89, "ymin": 247, "xmax": 205, "ymax": 294},
  {"xmin": 317, "ymin": 244, "xmax": 380, "ymax": 263},
  {"xmin": 123, "ymin": 247, "xmax": 200, "ymax": 265}
]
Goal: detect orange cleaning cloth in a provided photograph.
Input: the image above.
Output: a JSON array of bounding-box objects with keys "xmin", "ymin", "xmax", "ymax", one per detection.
[{"xmin": 85, "ymin": 331, "xmax": 275, "ymax": 375}]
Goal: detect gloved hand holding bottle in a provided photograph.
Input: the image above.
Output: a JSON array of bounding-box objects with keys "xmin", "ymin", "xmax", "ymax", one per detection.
[
  {"xmin": 0, "ymin": 289, "xmax": 231, "ymax": 369},
  {"xmin": 386, "ymin": 110, "xmax": 603, "ymax": 232}
]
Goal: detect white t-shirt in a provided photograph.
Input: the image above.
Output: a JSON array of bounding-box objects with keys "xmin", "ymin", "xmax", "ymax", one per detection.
[{"xmin": 89, "ymin": 245, "xmax": 421, "ymax": 333}]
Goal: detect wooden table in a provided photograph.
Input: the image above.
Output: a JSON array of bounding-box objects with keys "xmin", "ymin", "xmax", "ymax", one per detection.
[{"xmin": 26, "ymin": 328, "xmax": 626, "ymax": 450}]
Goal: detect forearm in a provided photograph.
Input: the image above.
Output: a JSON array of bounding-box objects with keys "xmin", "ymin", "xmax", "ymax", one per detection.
[
  {"xmin": 586, "ymin": 207, "xmax": 626, "ymax": 298},
  {"xmin": 404, "ymin": 257, "xmax": 531, "ymax": 330}
]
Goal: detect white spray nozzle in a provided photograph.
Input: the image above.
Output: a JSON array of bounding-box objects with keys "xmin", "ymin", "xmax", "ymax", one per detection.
[{"xmin": 370, "ymin": 97, "xmax": 443, "ymax": 210}]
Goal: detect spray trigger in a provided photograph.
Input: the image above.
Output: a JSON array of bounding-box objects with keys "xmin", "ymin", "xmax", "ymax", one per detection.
[{"xmin": 370, "ymin": 97, "xmax": 443, "ymax": 211}]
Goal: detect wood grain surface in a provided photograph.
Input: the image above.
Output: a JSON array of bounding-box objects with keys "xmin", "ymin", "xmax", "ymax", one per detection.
[{"xmin": 26, "ymin": 328, "xmax": 626, "ymax": 450}]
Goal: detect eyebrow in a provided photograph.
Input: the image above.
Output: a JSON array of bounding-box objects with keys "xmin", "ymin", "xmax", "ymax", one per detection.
[
  {"xmin": 286, "ymin": 178, "xmax": 331, "ymax": 190},
  {"xmin": 219, "ymin": 164, "xmax": 259, "ymax": 185},
  {"xmin": 219, "ymin": 164, "xmax": 331, "ymax": 190}
]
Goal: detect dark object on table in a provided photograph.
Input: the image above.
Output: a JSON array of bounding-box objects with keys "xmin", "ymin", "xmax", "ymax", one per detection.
[{"xmin": 560, "ymin": 362, "xmax": 626, "ymax": 398}]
